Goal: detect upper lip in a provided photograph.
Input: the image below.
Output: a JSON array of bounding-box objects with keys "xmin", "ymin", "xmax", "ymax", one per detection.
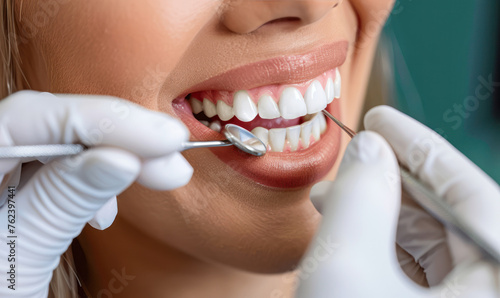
[{"xmin": 178, "ymin": 41, "xmax": 348, "ymax": 97}]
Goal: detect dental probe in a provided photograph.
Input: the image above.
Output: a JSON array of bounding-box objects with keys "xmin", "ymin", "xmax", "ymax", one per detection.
[
  {"xmin": 322, "ymin": 109, "xmax": 500, "ymax": 265},
  {"xmin": 0, "ymin": 124, "xmax": 267, "ymax": 159}
]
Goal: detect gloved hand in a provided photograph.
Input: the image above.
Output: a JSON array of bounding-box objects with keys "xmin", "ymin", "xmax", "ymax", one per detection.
[
  {"xmin": 298, "ymin": 106, "xmax": 500, "ymax": 297},
  {"xmin": 0, "ymin": 91, "xmax": 193, "ymax": 297}
]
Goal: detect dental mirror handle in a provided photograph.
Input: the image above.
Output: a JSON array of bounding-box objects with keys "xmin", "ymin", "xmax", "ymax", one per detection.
[
  {"xmin": 181, "ymin": 140, "xmax": 232, "ymax": 151},
  {"xmin": 0, "ymin": 140, "xmax": 235, "ymax": 159},
  {"xmin": 0, "ymin": 144, "xmax": 87, "ymax": 159}
]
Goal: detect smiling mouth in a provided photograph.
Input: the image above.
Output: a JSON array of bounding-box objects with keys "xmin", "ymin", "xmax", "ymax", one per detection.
[
  {"xmin": 188, "ymin": 68, "xmax": 341, "ymax": 153},
  {"xmin": 172, "ymin": 41, "xmax": 347, "ymax": 188}
]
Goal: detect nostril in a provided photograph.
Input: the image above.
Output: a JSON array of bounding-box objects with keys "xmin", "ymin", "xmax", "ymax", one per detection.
[
  {"xmin": 262, "ymin": 17, "xmax": 301, "ymax": 27},
  {"xmin": 253, "ymin": 17, "xmax": 302, "ymax": 32}
]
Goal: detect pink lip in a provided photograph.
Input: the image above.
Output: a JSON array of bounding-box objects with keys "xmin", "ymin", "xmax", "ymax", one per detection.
[
  {"xmin": 179, "ymin": 41, "xmax": 348, "ymax": 96},
  {"xmin": 173, "ymin": 41, "xmax": 347, "ymax": 189}
]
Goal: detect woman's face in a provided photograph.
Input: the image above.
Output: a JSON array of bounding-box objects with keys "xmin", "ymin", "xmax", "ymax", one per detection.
[{"xmin": 18, "ymin": 0, "xmax": 395, "ymax": 272}]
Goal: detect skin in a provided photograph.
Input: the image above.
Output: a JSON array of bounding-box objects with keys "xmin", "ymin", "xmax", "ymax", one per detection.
[{"xmin": 16, "ymin": 0, "xmax": 395, "ymax": 297}]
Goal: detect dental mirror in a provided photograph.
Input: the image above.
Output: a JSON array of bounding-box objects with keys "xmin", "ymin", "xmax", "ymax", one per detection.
[
  {"xmin": 224, "ymin": 124, "xmax": 267, "ymax": 156},
  {"xmin": 181, "ymin": 124, "xmax": 267, "ymax": 157},
  {"xmin": 0, "ymin": 124, "xmax": 267, "ymax": 159}
]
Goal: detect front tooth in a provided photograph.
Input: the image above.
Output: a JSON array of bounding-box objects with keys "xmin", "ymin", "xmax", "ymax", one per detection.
[
  {"xmin": 190, "ymin": 97, "xmax": 203, "ymax": 114},
  {"xmin": 301, "ymin": 121, "xmax": 313, "ymax": 148},
  {"xmin": 209, "ymin": 120, "xmax": 221, "ymax": 133},
  {"xmin": 251, "ymin": 127, "xmax": 269, "ymax": 148},
  {"xmin": 233, "ymin": 91, "xmax": 258, "ymax": 122},
  {"xmin": 325, "ymin": 78, "xmax": 335, "ymax": 104},
  {"xmin": 334, "ymin": 68, "xmax": 341, "ymax": 99},
  {"xmin": 304, "ymin": 80, "xmax": 327, "ymax": 114},
  {"xmin": 279, "ymin": 87, "xmax": 307, "ymax": 119},
  {"xmin": 269, "ymin": 128, "xmax": 287, "ymax": 152},
  {"xmin": 200, "ymin": 120, "xmax": 209, "ymax": 127},
  {"xmin": 203, "ymin": 98, "xmax": 217, "ymax": 118},
  {"xmin": 286, "ymin": 125, "xmax": 301, "ymax": 152},
  {"xmin": 217, "ymin": 101, "xmax": 234, "ymax": 121},
  {"xmin": 318, "ymin": 113, "xmax": 327, "ymax": 133},
  {"xmin": 312, "ymin": 117, "xmax": 321, "ymax": 141},
  {"xmin": 258, "ymin": 95, "xmax": 281, "ymax": 119}
]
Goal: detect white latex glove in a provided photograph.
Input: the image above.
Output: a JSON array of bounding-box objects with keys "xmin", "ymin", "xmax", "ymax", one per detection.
[
  {"xmin": 0, "ymin": 91, "xmax": 193, "ymax": 297},
  {"xmin": 298, "ymin": 106, "xmax": 500, "ymax": 297}
]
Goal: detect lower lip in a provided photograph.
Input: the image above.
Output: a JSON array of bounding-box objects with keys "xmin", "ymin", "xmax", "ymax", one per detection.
[{"xmin": 173, "ymin": 97, "xmax": 342, "ymax": 189}]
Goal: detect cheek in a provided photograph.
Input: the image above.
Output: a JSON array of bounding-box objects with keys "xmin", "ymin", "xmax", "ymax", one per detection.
[
  {"xmin": 20, "ymin": 0, "xmax": 222, "ymax": 107},
  {"xmin": 350, "ymin": 0, "xmax": 395, "ymax": 45}
]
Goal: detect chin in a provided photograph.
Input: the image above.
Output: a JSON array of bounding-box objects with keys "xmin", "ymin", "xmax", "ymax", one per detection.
[{"xmin": 183, "ymin": 184, "xmax": 322, "ymax": 274}]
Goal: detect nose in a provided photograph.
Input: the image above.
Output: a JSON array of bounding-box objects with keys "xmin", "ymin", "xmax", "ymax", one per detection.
[{"xmin": 221, "ymin": 0, "xmax": 340, "ymax": 34}]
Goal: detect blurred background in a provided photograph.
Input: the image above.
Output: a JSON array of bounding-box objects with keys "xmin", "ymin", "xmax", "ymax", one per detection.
[{"xmin": 364, "ymin": 0, "xmax": 500, "ymax": 183}]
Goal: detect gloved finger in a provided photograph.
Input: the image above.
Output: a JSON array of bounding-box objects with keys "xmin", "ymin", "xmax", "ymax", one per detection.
[
  {"xmin": 87, "ymin": 196, "xmax": 118, "ymax": 230},
  {"xmin": 297, "ymin": 132, "xmax": 424, "ymax": 297},
  {"xmin": 137, "ymin": 152, "xmax": 193, "ymax": 191},
  {"xmin": 320, "ymin": 131, "xmax": 401, "ymax": 256},
  {"xmin": 365, "ymin": 106, "xmax": 500, "ymax": 264},
  {"xmin": 0, "ymin": 91, "xmax": 188, "ymax": 159},
  {"xmin": 13, "ymin": 147, "xmax": 141, "ymax": 265}
]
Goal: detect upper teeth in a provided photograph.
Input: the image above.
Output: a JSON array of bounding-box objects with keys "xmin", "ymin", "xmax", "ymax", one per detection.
[{"xmin": 189, "ymin": 68, "xmax": 341, "ymax": 122}]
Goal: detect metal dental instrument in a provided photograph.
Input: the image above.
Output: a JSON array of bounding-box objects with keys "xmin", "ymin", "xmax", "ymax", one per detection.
[
  {"xmin": 0, "ymin": 124, "xmax": 267, "ymax": 159},
  {"xmin": 322, "ymin": 109, "xmax": 500, "ymax": 264},
  {"xmin": 182, "ymin": 124, "xmax": 267, "ymax": 157}
]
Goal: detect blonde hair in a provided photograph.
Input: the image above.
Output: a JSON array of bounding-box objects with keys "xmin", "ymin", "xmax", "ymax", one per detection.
[
  {"xmin": 0, "ymin": 1, "xmax": 80, "ymax": 297},
  {"xmin": 0, "ymin": 0, "xmax": 22, "ymax": 97}
]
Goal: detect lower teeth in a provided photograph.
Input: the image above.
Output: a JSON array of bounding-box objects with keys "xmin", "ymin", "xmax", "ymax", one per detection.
[{"xmin": 199, "ymin": 113, "xmax": 327, "ymax": 153}]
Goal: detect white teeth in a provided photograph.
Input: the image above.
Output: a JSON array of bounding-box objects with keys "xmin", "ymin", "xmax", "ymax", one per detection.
[
  {"xmin": 190, "ymin": 98, "xmax": 203, "ymax": 114},
  {"xmin": 209, "ymin": 120, "xmax": 221, "ymax": 133},
  {"xmin": 312, "ymin": 116, "xmax": 321, "ymax": 141},
  {"xmin": 194, "ymin": 69, "xmax": 339, "ymax": 147},
  {"xmin": 203, "ymin": 98, "xmax": 217, "ymax": 118},
  {"xmin": 258, "ymin": 95, "xmax": 281, "ymax": 119},
  {"xmin": 318, "ymin": 112, "xmax": 327, "ymax": 133},
  {"xmin": 304, "ymin": 80, "xmax": 327, "ymax": 114},
  {"xmin": 334, "ymin": 68, "xmax": 341, "ymax": 99},
  {"xmin": 301, "ymin": 121, "xmax": 313, "ymax": 147},
  {"xmin": 286, "ymin": 125, "xmax": 301, "ymax": 151},
  {"xmin": 217, "ymin": 100, "xmax": 234, "ymax": 121},
  {"xmin": 269, "ymin": 128, "xmax": 287, "ymax": 152},
  {"xmin": 233, "ymin": 90, "xmax": 258, "ymax": 122},
  {"xmin": 245, "ymin": 114, "xmax": 328, "ymax": 152},
  {"xmin": 279, "ymin": 87, "xmax": 307, "ymax": 119},
  {"xmin": 251, "ymin": 127, "xmax": 269, "ymax": 148},
  {"xmin": 325, "ymin": 78, "xmax": 335, "ymax": 104}
]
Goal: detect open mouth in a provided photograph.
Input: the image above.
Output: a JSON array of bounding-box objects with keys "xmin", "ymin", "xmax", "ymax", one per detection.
[
  {"xmin": 187, "ymin": 68, "xmax": 341, "ymax": 153},
  {"xmin": 172, "ymin": 41, "xmax": 347, "ymax": 188}
]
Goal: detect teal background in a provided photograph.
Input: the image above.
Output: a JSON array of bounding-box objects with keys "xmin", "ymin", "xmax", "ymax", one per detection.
[{"xmin": 384, "ymin": 1, "xmax": 500, "ymax": 182}]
